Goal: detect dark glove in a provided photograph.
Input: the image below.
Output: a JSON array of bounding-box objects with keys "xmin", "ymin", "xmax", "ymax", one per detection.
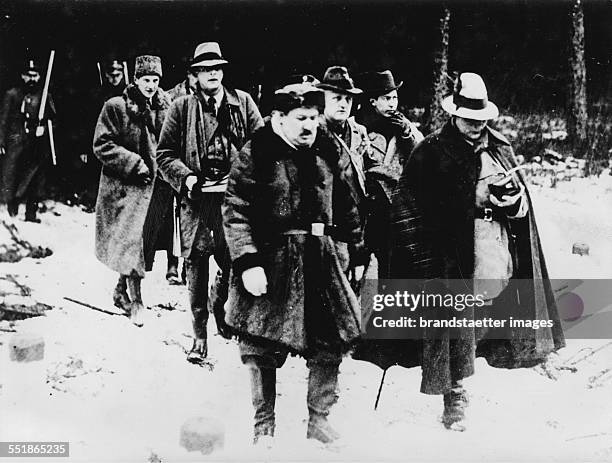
[
  {"xmin": 387, "ymin": 111, "xmax": 410, "ymax": 134},
  {"xmin": 130, "ymin": 161, "xmax": 152, "ymax": 186},
  {"xmin": 349, "ymin": 242, "xmax": 371, "ymax": 268}
]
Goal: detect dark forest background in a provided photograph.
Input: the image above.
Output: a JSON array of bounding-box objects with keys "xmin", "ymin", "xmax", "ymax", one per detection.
[{"xmin": 0, "ymin": 0, "xmax": 610, "ymax": 196}]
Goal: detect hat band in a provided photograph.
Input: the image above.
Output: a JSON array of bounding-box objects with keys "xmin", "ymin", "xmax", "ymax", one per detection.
[
  {"xmin": 454, "ymin": 93, "xmax": 487, "ymax": 110},
  {"xmin": 192, "ymin": 52, "xmax": 225, "ymax": 64}
]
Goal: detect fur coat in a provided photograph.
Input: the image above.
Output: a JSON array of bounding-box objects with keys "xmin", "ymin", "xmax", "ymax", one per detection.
[
  {"xmin": 222, "ymin": 122, "xmax": 364, "ymax": 354},
  {"xmin": 93, "ymin": 84, "xmax": 170, "ymax": 276}
]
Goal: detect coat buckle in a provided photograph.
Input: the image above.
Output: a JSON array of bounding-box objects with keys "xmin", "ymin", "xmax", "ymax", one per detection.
[{"xmin": 311, "ymin": 223, "xmax": 325, "ymax": 236}]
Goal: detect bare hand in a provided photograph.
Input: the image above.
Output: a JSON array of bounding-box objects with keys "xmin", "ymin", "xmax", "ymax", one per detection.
[
  {"xmin": 353, "ymin": 265, "xmax": 365, "ymax": 281},
  {"xmin": 241, "ymin": 266, "xmax": 268, "ymax": 296},
  {"xmin": 35, "ymin": 125, "xmax": 45, "ymax": 137}
]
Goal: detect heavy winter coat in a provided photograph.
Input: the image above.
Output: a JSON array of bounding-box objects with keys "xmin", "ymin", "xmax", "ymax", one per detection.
[
  {"xmin": 93, "ymin": 84, "xmax": 170, "ymax": 277},
  {"xmin": 0, "ymin": 86, "xmax": 55, "ymax": 203},
  {"xmin": 355, "ymin": 120, "xmax": 565, "ymax": 394},
  {"xmin": 156, "ymin": 86, "xmax": 263, "ymax": 257},
  {"xmin": 222, "ymin": 122, "xmax": 364, "ymax": 354}
]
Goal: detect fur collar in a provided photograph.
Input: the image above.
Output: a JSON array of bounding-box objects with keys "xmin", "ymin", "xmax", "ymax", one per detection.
[{"xmin": 123, "ymin": 83, "xmax": 171, "ymax": 119}]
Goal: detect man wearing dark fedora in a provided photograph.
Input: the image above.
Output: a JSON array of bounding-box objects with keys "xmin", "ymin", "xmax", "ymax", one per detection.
[
  {"xmin": 386, "ymin": 72, "xmax": 564, "ymax": 430},
  {"xmin": 0, "ymin": 59, "xmax": 56, "ymax": 222},
  {"xmin": 355, "ymin": 70, "xmax": 423, "ymax": 278},
  {"xmin": 157, "ymin": 41, "xmax": 263, "ymax": 363}
]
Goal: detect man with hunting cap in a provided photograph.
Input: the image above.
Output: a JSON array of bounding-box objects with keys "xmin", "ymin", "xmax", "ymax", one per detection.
[
  {"xmin": 387, "ymin": 72, "xmax": 564, "ymax": 430},
  {"xmin": 355, "ymin": 70, "xmax": 423, "ymax": 278},
  {"xmin": 222, "ymin": 76, "xmax": 364, "ymax": 445},
  {"xmin": 0, "ymin": 59, "xmax": 56, "ymax": 222},
  {"xmin": 157, "ymin": 41, "xmax": 263, "ymax": 363}
]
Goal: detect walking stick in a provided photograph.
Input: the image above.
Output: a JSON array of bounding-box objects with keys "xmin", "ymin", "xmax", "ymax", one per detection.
[
  {"xmin": 374, "ymin": 368, "xmax": 388, "ymax": 410},
  {"xmin": 172, "ymin": 196, "xmax": 182, "ymax": 257}
]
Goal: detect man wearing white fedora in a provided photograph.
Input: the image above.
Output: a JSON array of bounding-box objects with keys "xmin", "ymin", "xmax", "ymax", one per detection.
[
  {"xmin": 157, "ymin": 42, "xmax": 263, "ymax": 363},
  {"xmin": 386, "ymin": 72, "xmax": 564, "ymax": 430}
]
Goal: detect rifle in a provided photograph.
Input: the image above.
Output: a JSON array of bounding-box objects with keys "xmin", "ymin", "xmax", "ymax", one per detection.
[
  {"xmin": 36, "ymin": 50, "xmax": 57, "ymax": 165},
  {"xmin": 122, "ymin": 61, "xmax": 129, "ymax": 85}
]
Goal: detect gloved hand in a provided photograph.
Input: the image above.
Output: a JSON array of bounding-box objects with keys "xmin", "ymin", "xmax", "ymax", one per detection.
[
  {"xmin": 387, "ymin": 110, "xmax": 410, "ymax": 135},
  {"xmin": 241, "ymin": 266, "xmax": 268, "ymax": 297},
  {"xmin": 489, "ymin": 181, "xmax": 525, "ymax": 217},
  {"xmin": 131, "ymin": 161, "xmax": 152, "ymax": 186}
]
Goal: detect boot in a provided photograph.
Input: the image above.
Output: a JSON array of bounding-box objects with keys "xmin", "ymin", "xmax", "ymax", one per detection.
[
  {"xmin": 113, "ymin": 275, "xmax": 130, "ymax": 312},
  {"xmin": 442, "ymin": 381, "xmax": 468, "ymax": 431},
  {"xmin": 24, "ymin": 199, "xmax": 40, "ymax": 223},
  {"xmin": 7, "ymin": 201, "xmax": 18, "ymax": 217},
  {"xmin": 166, "ymin": 253, "xmax": 181, "ymax": 285},
  {"xmin": 306, "ymin": 363, "xmax": 340, "ymax": 444},
  {"xmin": 186, "ymin": 337, "xmax": 208, "ymax": 364},
  {"xmin": 248, "ymin": 364, "xmax": 277, "ymax": 445},
  {"xmin": 126, "ymin": 274, "xmax": 145, "ymax": 327}
]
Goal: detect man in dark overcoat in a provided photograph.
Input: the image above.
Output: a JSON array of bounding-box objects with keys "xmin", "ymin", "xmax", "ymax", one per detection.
[
  {"xmin": 388, "ymin": 72, "xmax": 565, "ymax": 430},
  {"xmin": 94, "ymin": 55, "xmax": 170, "ymax": 327},
  {"xmin": 0, "ymin": 59, "xmax": 56, "ymax": 222},
  {"xmin": 222, "ymin": 78, "xmax": 366, "ymax": 445},
  {"xmin": 156, "ymin": 42, "xmax": 263, "ymax": 362},
  {"xmin": 355, "ymin": 70, "xmax": 423, "ymax": 277}
]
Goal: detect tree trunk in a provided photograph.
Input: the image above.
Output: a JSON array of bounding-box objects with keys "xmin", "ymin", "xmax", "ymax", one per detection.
[
  {"xmin": 428, "ymin": 6, "xmax": 451, "ymax": 134},
  {"xmin": 569, "ymin": 0, "xmax": 588, "ymax": 151}
]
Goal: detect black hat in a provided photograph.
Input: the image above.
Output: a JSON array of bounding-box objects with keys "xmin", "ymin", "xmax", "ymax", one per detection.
[
  {"xmin": 317, "ymin": 66, "xmax": 362, "ymax": 95},
  {"xmin": 358, "ymin": 70, "xmax": 403, "ymax": 97},
  {"xmin": 23, "ymin": 59, "xmax": 40, "ymax": 74}
]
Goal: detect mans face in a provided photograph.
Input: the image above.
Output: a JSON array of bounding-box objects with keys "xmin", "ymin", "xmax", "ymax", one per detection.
[
  {"xmin": 193, "ymin": 65, "xmax": 224, "ymax": 94},
  {"xmin": 279, "ymin": 106, "xmax": 320, "ymax": 148},
  {"xmin": 324, "ymin": 90, "xmax": 353, "ymax": 124},
  {"xmin": 454, "ymin": 116, "xmax": 488, "ymax": 140},
  {"xmin": 135, "ymin": 75, "xmax": 160, "ymax": 99},
  {"xmin": 21, "ymin": 71, "xmax": 40, "ymax": 88},
  {"xmin": 371, "ymin": 89, "xmax": 398, "ymax": 117},
  {"xmin": 106, "ymin": 70, "xmax": 124, "ymax": 87}
]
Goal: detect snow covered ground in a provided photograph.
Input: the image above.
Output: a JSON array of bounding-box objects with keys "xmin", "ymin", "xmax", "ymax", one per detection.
[{"xmin": 1, "ymin": 175, "xmax": 611, "ymax": 463}]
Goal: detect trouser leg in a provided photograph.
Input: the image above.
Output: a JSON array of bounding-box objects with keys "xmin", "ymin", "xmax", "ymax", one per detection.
[
  {"xmin": 305, "ymin": 350, "xmax": 342, "ymax": 443},
  {"xmin": 113, "ymin": 274, "xmax": 130, "ymax": 310},
  {"xmin": 185, "ymin": 254, "xmax": 211, "ymax": 340},
  {"xmin": 126, "ymin": 272, "xmax": 144, "ymax": 327}
]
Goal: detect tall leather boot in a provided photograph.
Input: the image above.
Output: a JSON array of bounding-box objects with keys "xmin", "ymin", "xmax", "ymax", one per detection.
[
  {"xmin": 442, "ymin": 379, "xmax": 468, "ymax": 431},
  {"xmin": 113, "ymin": 274, "xmax": 130, "ymax": 312},
  {"xmin": 248, "ymin": 364, "xmax": 277, "ymax": 445},
  {"xmin": 126, "ymin": 274, "xmax": 145, "ymax": 327},
  {"xmin": 306, "ymin": 363, "xmax": 340, "ymax": 444}
]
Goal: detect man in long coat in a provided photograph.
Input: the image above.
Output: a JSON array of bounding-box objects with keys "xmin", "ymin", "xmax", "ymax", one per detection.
[
  {"xmin": 355, "ymin": 70, "xmax": 424, "ymax": 277},
  {"xmin": 0, "ymin": 59, "xmax": 56, "ymax": 222},
  {"xmin": 222, "ymin": 78, "xmax": 365, "ymax": 445},
  {"xmin": 386, "ymin": 73, "xmax": 564, "ymax": 430},
  {"xmin": 156, "ymin": 42, "xmax": 263, "ymax": 362},
  {"xmin": 94, "ymin": 55, "xmax": 170, "ymax": 327}
]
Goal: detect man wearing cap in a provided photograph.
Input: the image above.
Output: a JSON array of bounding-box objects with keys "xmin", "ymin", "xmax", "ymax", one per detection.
[
  {"xmin": 0, "ymin": 59, "xmax": 56, "ymax": 222},
  {"xmin": 94, "ymin": 55, "xmax": 171, "ymax": 327},
  {"xmin": 389, "ymin": 72, "xmax": 564, "ymax": 430},
  {"xmin": 222, "ymin": 77, "xmax": 364, "ymax": 445},
  {"xmin": 157, "ymin": 42, "xmax": 263, "ymax": 363},
  {"xmin": 356, "ymin": 70, "xmax": 423, "ymax": 278}
]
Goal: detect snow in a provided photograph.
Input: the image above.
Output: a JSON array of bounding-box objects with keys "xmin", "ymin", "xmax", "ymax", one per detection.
[{"xmin": 1, "ymin": 176, "xmax": 611, "ymax": 462}]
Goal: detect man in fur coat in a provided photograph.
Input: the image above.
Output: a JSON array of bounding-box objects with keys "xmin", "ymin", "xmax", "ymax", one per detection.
[
  {"xmin": 0, "ymin": 59, "xmax": 56, "ymax": 222},
  {"xmin": 222, "ymin": 78, "xmax": 366, "ymax": 445},
  {"xmin": 156, "ymin": 42, "xmax": 263, "ymax": 363},
  {"xmin": 355, "ymin": 70, "xmax": 424, "ymax": 278},
  {"xmin": 387, "ymin": 73, "xmax": 564, "ymax": 430},
  {"xmin": 93, "ymin": 55, "xmax": 170, "ymax": 327}
]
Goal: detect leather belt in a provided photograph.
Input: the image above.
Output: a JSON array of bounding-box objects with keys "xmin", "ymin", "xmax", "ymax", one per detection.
[
  {"xmin": 282, "ymin": 223, "xmax": 337, "ymax": 237},
  {"xmin": 475, "ymin": 207, "xmax": 504, "ymax": 222}
]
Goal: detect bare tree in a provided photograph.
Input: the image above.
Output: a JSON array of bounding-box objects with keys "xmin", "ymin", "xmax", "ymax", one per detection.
[
  {"xmin": 428, "ymin": 6, "xmax": 451, "ymax": 133},
  {"xmin": 569, "ymin": 0, "xmax": 588, "ymax": 152}
]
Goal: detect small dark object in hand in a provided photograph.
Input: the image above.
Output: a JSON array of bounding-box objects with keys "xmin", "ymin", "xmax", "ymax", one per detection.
[{"xmin": 489, "ymin": 175, "xmax": 520, "ymax": 200}]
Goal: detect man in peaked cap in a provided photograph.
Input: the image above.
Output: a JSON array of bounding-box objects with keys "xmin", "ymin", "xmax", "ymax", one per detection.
[
  {"xmin": 222, "ymin": 76, "xmax": 364, "ymax": 445},
  {"xmin": 157, "ymin": 42, "xmax": 263, "ymax": 364},
  {"xmin": 355, "ymin": 69, "xmax": 424, "ymax": 278},
  {"xmin": 0, "ymin": 58, "xmax": 56, "ymax": 222}
]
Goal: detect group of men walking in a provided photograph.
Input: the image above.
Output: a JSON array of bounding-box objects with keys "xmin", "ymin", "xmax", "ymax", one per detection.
[{"xmin": 1, "ymin": 40, "xmax": 564, "ymax": 445}]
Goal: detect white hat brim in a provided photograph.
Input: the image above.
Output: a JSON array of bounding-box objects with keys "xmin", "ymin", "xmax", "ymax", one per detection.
[
  {"xmin": 190, "ymin": 59, "xmax": 228, "ymax": 68},
  {"xmin": 441, "ymin": 95, "xmax": 499, "ymax": 121}
]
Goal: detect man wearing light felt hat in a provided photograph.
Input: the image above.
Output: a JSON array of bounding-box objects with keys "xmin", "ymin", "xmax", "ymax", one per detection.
[
  {"xmin": 157, "ymin": 41, "xmax": 263, "ymax": 363},
  {"xmin": 377, "ymin": 72, "xmax": 564, "ymax": 431}
]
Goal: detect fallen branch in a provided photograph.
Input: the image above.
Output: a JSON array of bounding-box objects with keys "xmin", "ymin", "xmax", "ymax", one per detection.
[
  {"xmin": 63, "ymin": 297, "xmax": 124, "ymax": 316},
  {"xmin": 565, "ymin": 432, "xmax": 612, "ymax": 442},
  {"xmin": 569, "ymin": 341, "xmax": 612, "ymax": 366}
]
